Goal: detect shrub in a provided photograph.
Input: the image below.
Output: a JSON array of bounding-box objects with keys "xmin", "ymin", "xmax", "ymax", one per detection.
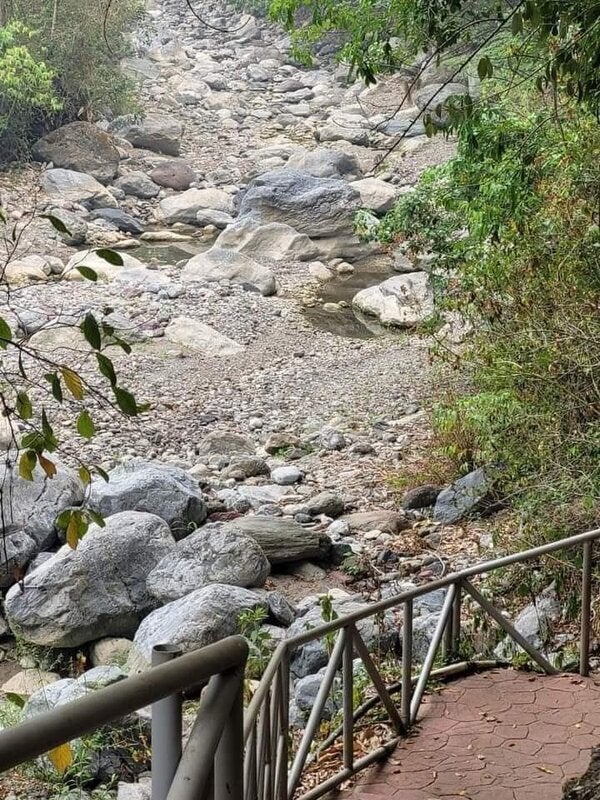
[
  {"xmin": 383, "ymin": 87, "xmax": 600, "ymax": 545},
  {"xmin": 1, "ymin": 0, "xmax": 143, "ymax": 158},
  {"xmin": 0, "ymin": 22, "xmax": 60, "ymax": 159}
]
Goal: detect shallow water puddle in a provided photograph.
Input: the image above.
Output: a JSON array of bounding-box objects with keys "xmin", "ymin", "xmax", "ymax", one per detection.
[{"xmin": 302, "ymin": 268, "xmax": 399, "ymax": 339}]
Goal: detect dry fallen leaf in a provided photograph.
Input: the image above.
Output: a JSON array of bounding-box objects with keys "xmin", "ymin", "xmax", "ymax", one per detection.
[{"xmin": 48, "ymin": 743, "xmax": 73, "ymax": 774}]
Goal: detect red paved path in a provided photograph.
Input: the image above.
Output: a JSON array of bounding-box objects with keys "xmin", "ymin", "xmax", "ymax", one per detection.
[{"xmin": 346, "ymin": 669, "xmax": 600, "ymax": 800}]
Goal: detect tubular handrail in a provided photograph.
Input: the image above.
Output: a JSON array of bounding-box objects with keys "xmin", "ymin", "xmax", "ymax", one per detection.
[
  {"xmin": 267, "ymin": 527, "xmax": 600, "ymax": 651},
  {"xmin": 244, "ymin": 527, "xmax": 600, "ymax": 800},
  {"xmin": 0, "ymin": 635, "xmax": 249, "ymax": 800}
]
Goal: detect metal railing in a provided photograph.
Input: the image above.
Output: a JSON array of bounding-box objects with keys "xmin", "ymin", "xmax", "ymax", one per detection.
[
  {"xmin": 0, "ymin": 529, "xmax": 597, "ymax": 800},
  {"xmin": 244, "ymin": 527, "xmax": 600, "ymax": 800},
  {"xmin": 0, "ymin": 635, "xmax": 248, "ymax": 800}
]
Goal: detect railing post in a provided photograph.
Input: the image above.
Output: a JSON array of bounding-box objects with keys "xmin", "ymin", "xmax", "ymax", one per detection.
[
  {"xmin": 275, "ymin": 654, "xmax": 290, "ymax": 800},
  {"xmin": 152, "ymin": 644, "xmax": 183, "ymax": 800},
  {"xmin": 215, "ymin": 668, "xmax": 245, "ymax": 800},
  {"xmin": 402, "ymin": 598, "xmax": 413, "ymax": 729},
  {"xmin": 581, "ymin": 540, "xmax": 593, "ymax": 677},
  {"xmin": 342, "ymin": 626, "xmax": 354, "ymax": 772},
  {"xmin": 452, "ymin": 583, "xmax": 462, "ymax": 658}
]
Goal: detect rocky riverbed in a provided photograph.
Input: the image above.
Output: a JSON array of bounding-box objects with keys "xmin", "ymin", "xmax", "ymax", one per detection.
[{"xmin": 0, "ymin": 1, "xmax": 508, "ymax": 797}]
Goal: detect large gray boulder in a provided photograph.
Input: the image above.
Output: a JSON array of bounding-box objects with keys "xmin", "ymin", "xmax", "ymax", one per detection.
[
  {"xmin": 219, "ymin": 517, "xmax": 331, "ymax": 565},
  {"xmin": 352, "ymin": 177, "xmax": 398, "ymax": 214},
  {"xmin": 41, "ymin": 169, "xmax": 118, "ymax": 210},
  {"xmin": 495, "ymin": 588, "xmax": 560, "ymax": 660},
  {"xmin": 5, "ymin": 512, "xmax": 176, "ymax": 648},
  {"xmin": 89, "ymin": 460, "xmax": 207, "ymax": 540},
  {"xmin": 24, "ymin": 667, "xmax": 126, "ymax": 719},
  {"xmin": 113, "ymin": 171, "xmax": 160, "ymax": 199},
  {"xmin": 0, "ymin": 462, "xmax": 84, "ymax": 575},
  {"xmin": 238, "ymin": 169, "xmax": 361, "ymax": 239},
  {"xmin": 352, "ymin": 273, "xmax": 434, "ymax": 328},
  {"xmin": 33, "ymin": 122, "xmax": 120, "ymax": 183},
  {"xmin": 159, "ymin": 188, "xmax": 234, "ymax": 225},
  {"xmin": 0, "ymin": 534, "xmax": 39, "ymax": 589},
  {"xmin": 130, "ymin": 584, "xmax": 267, "ymax": 668},
  {"xmin": 414, "ymin": 82, "xmax": 469, "ymax": 113},
  {"xmin": 214, "ymin": 219, "xmax": 318, "ymax": 261},
  {"xmin": 433, "ymin": 468, "xmax": 490, "ymax": 524},
  {"xmin": 165, "ymin": 317, "xmax": 243, "ymax": 356},
  {"xmin": 286, "ymin": 147, "xmax": 362, "ymax": 180},
  {"xmin": 65, "ymin": 249, "xmax": 146, "ymax": 282},
  {"xmin": 146, "ymin": 527, "xmax": 270, "ymax": 603},
  {"xmin": 109, "ymin": 114, "xmax": 183, "ymax": 156},
  {"xmin": 150, "ymin": 161, "xmax": 196, "ymax": 191},
  {"xmin": 182, "ymin": 247, "xmax": 276, "ymax": 297}
]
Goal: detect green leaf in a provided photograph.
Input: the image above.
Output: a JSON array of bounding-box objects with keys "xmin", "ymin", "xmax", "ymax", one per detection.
[
  {"xmin": 45, "ymin": 373, "xmax": 63, "ymax": 404},
  {"xmin": 112, "ymin": 336, "xmax": 132, "ymax": 355},
  {"xmin": 41, "ymin": 409, "xmax": 58, "ymax": 452},
  {"xmin": 41, "ymin": 214, "xmax": 71, "ymax": 235},
  {"xmin": 78, "ymin": 465, "xmax": 91, "ymax": 485},
  {"xmin": 76, "ymin": 266, "xmax": 98, "ymax": 282},
  {"xmin": 94, "ymin": 465, "xmax": 110, "ymax": 482},
  {"xmin": 477, "ymin": 56, "xmax": 493, "ymax": 80},
  {"xmin": 96, "ymin": 353, "xmax": 117, "ymax": 387},
  {"xmin": 81, "ymin": 313, "xmax": 102, "ymax": 351},
  {"xmin": 88, "ymin": 509, "xmax": 106, "ymax": 528},
  {"xmin": 95, "ymin": 248, "xmax": 123, "ymax": 266},
  {"xmin": 511, "ymin": 11, "xmax": 523, "ymax": 35},
  {"xmin": 56, "ymin": 509, "xmax": 72, "ymax": 530},
  {"xmin": 4, "ymin": 693, "xmax": 25, "ymax": 709},
  {"xmin": 76, "ymin": 409, "xmax": 95, "ymax": 439},
  {"xmin": 18, "ymin": 450, "xmax": 37, "ymax": 481},
  {"xmin": 16, "ymin": 392, "xmax": 32, "ymax": 420},
  {"xmin": 21, "ymin": 431, "xmax": 44, "ymax": 451},
  {"xmin": 113, "ymin": 386, "xmax": 138, "ymax": 416},
  {"xmin": 0, "ymin": 316, "xmax": 12, "ymax": 348}
]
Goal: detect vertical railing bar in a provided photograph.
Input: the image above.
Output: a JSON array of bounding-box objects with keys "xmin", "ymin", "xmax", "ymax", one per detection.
[
  {"xmin": 452, "ymin": 583, "xmax": 462, "ymax": 658},
  {"xmin": 275, "ymin": 655, "xmax": 290, "ymax": 800},
  {"xmin": 581, "ymin": 540, "xmax": 593, "ymax": 677},
  {"xmin": 214, "ymin": 668, "xmax": 244, "ymax": 800},
  {"xmin": 287, "ymin": 631, "xmax": 345, "ymax": 797},
  {"xmin": 442, "ymin": 605, "xmax": 452, "ymax": 662},
  {"xmin": 256, "ymin": 693, "xmax": 271, "ymax": 800},
  {"xmin": 461, "ymin": 579, "xmax": 558, "ymax": 675},
  {"xmin": 151, "ymin": 644, "xmax": 183, "ymax": 800},
  {"xmin": 401, "ymin": 598, "xmax": 413, "ymax": 729},
  {"xmin": 269, "ymin": 672, "xmax": 280, "ymax": 800},
  {"xmin": 342, "ymin": 626, "xmax": 354, "ymax": 772},
  {"xmin": 410, "ymin": 583, "xmax": 457, "ymax": 724},
  {"xmin": 244, "ymin": 720, "xmax": 258, "ymax": 800}
]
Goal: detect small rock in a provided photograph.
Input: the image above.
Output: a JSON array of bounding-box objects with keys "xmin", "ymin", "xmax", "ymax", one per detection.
[
  {"xmin": 402, "ymin": 484, "xmax": 442, "ymax": 510},
  {"xmin": 271, "ymin": 465, "xmax": 303, "ymax": 485}
]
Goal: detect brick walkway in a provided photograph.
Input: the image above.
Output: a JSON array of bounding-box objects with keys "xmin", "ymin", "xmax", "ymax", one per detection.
[{"xmin": 346, "ymin": 669, "xmax": 600, "ymax": 800}]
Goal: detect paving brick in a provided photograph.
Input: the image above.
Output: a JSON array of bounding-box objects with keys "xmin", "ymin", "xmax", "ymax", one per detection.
[{"xmin": 341, "ymin": 670, "xmax": 600, "ymax": 800}]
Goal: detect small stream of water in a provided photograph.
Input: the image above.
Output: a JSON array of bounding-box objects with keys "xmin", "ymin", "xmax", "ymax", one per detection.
[{"xmin": 303, "ymin": 268, "xmax": 396, "ymax": 339}]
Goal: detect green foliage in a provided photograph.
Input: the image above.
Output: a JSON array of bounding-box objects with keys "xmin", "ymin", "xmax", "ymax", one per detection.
[
  {"xmin": 0, "ymin": 214, "xmax": 145, "ymax": 549},
  {"xmin": 384, "ymin": 85, "xmax": 600, "ymax": 543},
  {"xmin": 0, "ymin": 21, "xmax": 60, "ymax": 158},
  {"xmin": 270, "ymin": 0, "xmax": 600, "ymax": 118},
  {"xmin": 0, "ymin": 0, "xmax": 142, "ymax": 158},
  {"xmin": 238, "ymin": 608, "xmax": 274, "ymax": 680}
]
